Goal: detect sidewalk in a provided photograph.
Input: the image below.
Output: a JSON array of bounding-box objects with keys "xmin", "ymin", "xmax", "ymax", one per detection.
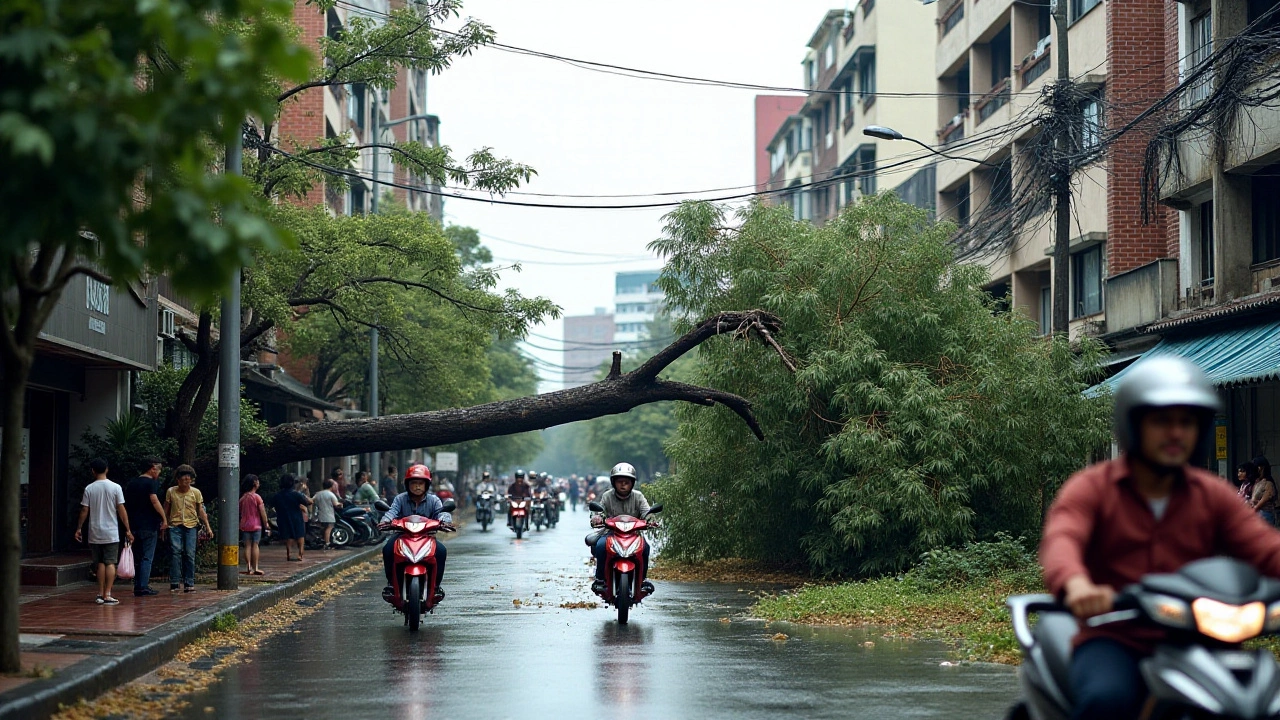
[{"xmin": 0, "ymin": 543, "xmax": 381, "ymax": 719}]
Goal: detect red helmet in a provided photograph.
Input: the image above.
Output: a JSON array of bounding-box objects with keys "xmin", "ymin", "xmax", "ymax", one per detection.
[{"xmin": 404, "ymin": 464, "xmax": 432, "ymax": 485}]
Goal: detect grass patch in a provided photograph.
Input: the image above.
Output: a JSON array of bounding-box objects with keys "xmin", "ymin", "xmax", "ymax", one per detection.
[
  {"xmin": 648, "ymin": 558, "xmax": 810, "ymax": 586},
  {"xmin": 211, "ymin": 613, "xmax": 238, "ymax": 632}
]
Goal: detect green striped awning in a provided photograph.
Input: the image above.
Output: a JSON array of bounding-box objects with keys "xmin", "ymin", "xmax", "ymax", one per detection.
[{"xmin": 1088, "ymin": 319, "xmax": 1280, "ymax": 396}]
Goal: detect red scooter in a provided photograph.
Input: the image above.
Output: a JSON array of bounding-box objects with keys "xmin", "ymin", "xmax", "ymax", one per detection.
[
  {"xmin": 382, "ymin": 500, "xmax": 456, "ymax": 631},
  {"xmin": 588, "ymin": 501, "xmax": 663, "ymax": 624},
  {"xmin": 508, "ymin": 496, "xmax": 530, "ymax": 539}
]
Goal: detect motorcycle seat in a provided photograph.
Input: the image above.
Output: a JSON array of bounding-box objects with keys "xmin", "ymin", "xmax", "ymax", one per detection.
[{"xmin": 1032, "ymin": 611, "xmax": 1078, "ymax": 701}]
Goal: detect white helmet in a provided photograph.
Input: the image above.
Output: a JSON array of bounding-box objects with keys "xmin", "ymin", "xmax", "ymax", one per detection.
[
  {"xmin": 610, "ymin": 462, "xmax": 637, "ymax": 482},
  {"xmin": 1113, "ymin": 356, "xmax": 1221, "ymax": 456}
]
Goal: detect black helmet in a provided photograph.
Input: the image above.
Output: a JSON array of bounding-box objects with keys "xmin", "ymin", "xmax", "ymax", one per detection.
[
  {"xmin": 515, "ymin": 468, "xmax": 526, "ymax": 479},
  {"xmin": 1113, "ymin": 357, "xmax": 1220, "ymax": 457}
]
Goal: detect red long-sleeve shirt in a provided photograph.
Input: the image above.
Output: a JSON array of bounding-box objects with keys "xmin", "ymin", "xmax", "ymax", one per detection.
[{"xmin": 1040, "ymin": 456, "xmax": 1280, "ymax": 652}]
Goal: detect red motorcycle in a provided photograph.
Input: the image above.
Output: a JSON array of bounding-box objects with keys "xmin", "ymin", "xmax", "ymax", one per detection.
[
  {"xmin": 588, "ymin": 501, "xmax": 663, "ymax": 624},
  {"xmin": 507, "ymin": 496, "xmax": 530, "ymax": 539},
  {"xmin": 382, "ymin": 501, "xmax": 456, "ymax": 631}
]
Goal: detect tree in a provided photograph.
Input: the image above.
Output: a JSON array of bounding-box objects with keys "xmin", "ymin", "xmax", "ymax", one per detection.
[
  {"xmin": 645, "ymin": 196, "xmax": 1112, "ymax": 577},
  {"xmin": 0, "ymin": 0, "xmax": 308, "ymax": 673}
]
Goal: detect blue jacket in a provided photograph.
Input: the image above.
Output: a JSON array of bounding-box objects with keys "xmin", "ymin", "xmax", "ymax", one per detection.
[{"xmin": 381, "ymin": 492, "xmax": 452, "ymax": 524}]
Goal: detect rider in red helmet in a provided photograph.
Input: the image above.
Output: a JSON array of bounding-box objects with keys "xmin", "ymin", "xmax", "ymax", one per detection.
[{"xmin": 380, "ymin": 464, "xmax": 452, "ymax": 602}]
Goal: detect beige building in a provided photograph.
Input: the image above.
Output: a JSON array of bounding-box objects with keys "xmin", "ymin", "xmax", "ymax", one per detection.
[
  {"xmin": 932, "ymin": 0, "xmax": 1110, "ymax": 339},
  {"xmin": 764, "ymin": 3, "xmax": 939, "ymax": 225}
]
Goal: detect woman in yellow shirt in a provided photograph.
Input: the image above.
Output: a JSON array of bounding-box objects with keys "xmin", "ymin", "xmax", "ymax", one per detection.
[{"xmin": 163, "ymin": 465, "xmax": 213, "ymax": 592}]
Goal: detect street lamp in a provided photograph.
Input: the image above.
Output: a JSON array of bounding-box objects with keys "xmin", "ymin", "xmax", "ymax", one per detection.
[{"xmin": 862, "ymin": 125, "xmax": 1000, "ymax": 168}]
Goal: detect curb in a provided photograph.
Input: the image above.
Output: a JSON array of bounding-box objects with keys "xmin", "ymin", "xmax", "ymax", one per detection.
[{"xmin": 0, "ymin": 544, "xmax": 381, "ymax": 720}]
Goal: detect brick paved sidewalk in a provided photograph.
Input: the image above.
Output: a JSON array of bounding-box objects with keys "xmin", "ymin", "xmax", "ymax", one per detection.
[{"xmin": 2, "ymin": 544, "xmax": 369, "ymax": 700}]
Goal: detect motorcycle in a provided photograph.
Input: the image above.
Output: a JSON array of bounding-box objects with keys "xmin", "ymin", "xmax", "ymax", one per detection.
[
  {"xmin": 587, "ymin": 501, "xmax": 662, "ymax": 624},
  {"xmin": 531, "ymin": 493, "xmax": 548, "ymax": 531},
  {"xmin": 380, "ymin": 499, "xmax": 456, "ymax": 631},
  {"xmin": 305, "ymin": 515, "xmax": 355, "ymax": 549},
  {"xmin": 507, "ymin": 496, "xmax": 530, "ymax": 539},
  {"xmin": 1008, "ymin": 556, "xmax": 1280, "ymax": 720},
  {"xmin": 341, "ymin": 504, "xmax": 380, "ymax": 545},
  {"xmin": 476, "ymin": 491, "xmax": 496, "ymax": 532}
]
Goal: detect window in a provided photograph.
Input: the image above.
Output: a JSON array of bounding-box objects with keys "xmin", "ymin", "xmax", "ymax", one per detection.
[
  {"xmin": 1072, "ymin": 245, "xmax": 1103, "ymax": 317},
  {"xmin": 348, "ymin": 83, "xmax": 367, "ymax": 129},
  {"xmin": 1248, "ymin": 0, "xmax": 1280, "ymax": 33},
  {"xmin": 857, "ymin": 146, "xmax": 876, "ymax": 197},
  {"xmin": 806, "ymin": 59, "xmax": 816, "ymax": 88},
  {"xmin": 1079, "ymin": 92, "xmax": 1103, "ymax": 150},
  {"xmin": 801, "ymin": 118, "xmax": 813, "ymax": 151},
  {"xmin": 793, "ymin": 190, "xmax": 812, "ymax": 221},
  {"xmin": 1254, "ymin": 171, "xmax": 1280, "ymax": 264},
  {"xmin": 1069, "ymin": 0, "xmax": 1102, "ymax": 24},
  {"xmin": 814, "ymin": 187, "xmax": 830, "ymax": 221},
  {"xmin": 857, "ymin": 53, "xmax": 876, "ymax": 101},
  {"xmin": 990, "ymin": 26, "xmax": 1012, "ymax": 87},
  {"xmin": 988, "ymin": 161, "xmax": 1013, "ymax": 210},
  {"xmin": 1198, "ymin": 201, "xmax": 1215, "ymax": 286},
  {"xmin": 1037, "ymin": 4, "xmax": 1052, "ymax": 42},
  {"xmin": 349, "ymin": 182, "xmax": 366, "ymax": 216},
  {"xmin": 824, "ymin": 39, "xmax": 835, "ymax": 71},
  {"xmin": 1187, "ymin": 11, "xmax": 1213, "ymax": 105},
  {"xmin": 1039, "ymin": 285, "xmax": 1052, "ymax": 336},
  {"xmin": 826, "ymin": 102, "xmax": 835, "ymax": 148}
]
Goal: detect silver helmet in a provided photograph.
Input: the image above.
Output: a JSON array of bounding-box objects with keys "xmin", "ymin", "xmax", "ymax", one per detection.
[
  {"xmin": 610, "ymin": 462, "xmax": 637, "ymax": 482},
  {"xmin": 1113, "ymin": 356, "xmax": 1221, "ymax": 454}
]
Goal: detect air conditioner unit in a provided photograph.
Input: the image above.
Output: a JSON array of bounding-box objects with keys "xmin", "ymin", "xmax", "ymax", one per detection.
[{"xmin": 159, "ymin": 308, "xmax": 176, "ymax": 338}]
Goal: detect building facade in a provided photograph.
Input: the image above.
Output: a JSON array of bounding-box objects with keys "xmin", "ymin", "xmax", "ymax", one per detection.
[
  {"xmin": 562, "ymin": 309, "xmax": 616, "ymax": 389},
  {"xmin": 763, "ymin": 3, "xmax": 939, "ymax": 225},
  {"xmin": 613, "ymin": 271, "xmax": 665, "ymax": 345}
]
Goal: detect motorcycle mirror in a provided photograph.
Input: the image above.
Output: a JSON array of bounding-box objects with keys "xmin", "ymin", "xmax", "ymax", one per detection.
[
  {"xmin": 441, "ymin": 499, "xmax": 457, "ymax": 513},
  {"xmin": 587, "ymin": 502, "xmax": 605, "ymax": 513},
  {"xmin": 374, "ymin": 500, "xmax": 391, "ymax": 512},
  {"xmin": 645, "ymin": 504, "xmax": 663, "ymax": 516}
]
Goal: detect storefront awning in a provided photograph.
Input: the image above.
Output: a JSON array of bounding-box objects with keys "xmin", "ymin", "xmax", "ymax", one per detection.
[{"xmin": 1088, "ymin": 319, "xmax": 1280, "ymax": 396}]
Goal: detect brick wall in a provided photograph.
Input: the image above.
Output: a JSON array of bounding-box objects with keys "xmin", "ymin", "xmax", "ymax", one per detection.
[
  {"xmin": 1163, "ymin": 0, "xmax": 1181, "ymax": 259},
  {"xmin": 1106, "ymin": 0, "xmax": 1172, "ymax": 276},
  {"xmin": 275, "ymin": 0, "xmax": 327, "ymax": 208}
]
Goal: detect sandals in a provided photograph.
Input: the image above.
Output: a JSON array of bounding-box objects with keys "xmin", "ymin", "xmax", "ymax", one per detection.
[
  {"xmin": 102, "ymin": 596, "xmax": 120, "ymax": 605},
  {"xmin": 250, "ymin": 569, "xmax": 265, "ymax": 575}
]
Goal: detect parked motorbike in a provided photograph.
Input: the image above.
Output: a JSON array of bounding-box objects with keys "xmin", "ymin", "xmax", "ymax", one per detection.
[
  {"xmin": 587, "ymin": 501, "xmax": 662, "ymax": 624},
  {"xmin": 1008, "ymin": 556, "xmax": 1280, "ymax": 720},
  {"xmin": 476, "ymin": 491, "xmax": 496, "ymax": 532},
  {"xmin": 341, "ymin": 504, "xmax": 380, "ymax": 545},
  {"xmin": 380, "ymin": 499, "xmax": 456, "ymax": 631},
  {"xmin": 507, "ymin": 496, "xmax": 530, "ymax": 539},
  {"xmin": 305, "ymin": 515, "xmax": 354, "ymax": 549}
]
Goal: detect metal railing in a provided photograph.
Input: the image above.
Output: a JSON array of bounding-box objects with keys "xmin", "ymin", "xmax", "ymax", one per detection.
[
  {"xmin": 940, "ymin": 0, "xmax": 964, "ymax": 36},
  {"xmin": 976, "ymin": 79, "xmax": 1010, "ymax": 124}
]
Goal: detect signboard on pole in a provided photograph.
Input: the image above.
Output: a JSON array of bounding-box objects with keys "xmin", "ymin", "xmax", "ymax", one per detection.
[{"xmin": 434, "ymin": 452, "xmax": 459, "ymax": 472}]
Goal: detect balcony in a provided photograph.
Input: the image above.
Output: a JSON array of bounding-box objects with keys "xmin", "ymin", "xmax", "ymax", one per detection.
[
  {"xmin": 940, "ymin": 0, "xmax": 964, "ymax": 37},
  {"xmin": 976, "ymin": 78, "xmax": 1010, "ymax": 125},
  {"xmin": 938, "ymin": 110, "xmax": 967, "ymax": 145},
  {"xmin": 1105, "ymin": 258, "xmax": 1179, "ymax": 333},
  {"xmin": 1018, "ymin": 42, "xmax": 1051, "ymax": 89}
]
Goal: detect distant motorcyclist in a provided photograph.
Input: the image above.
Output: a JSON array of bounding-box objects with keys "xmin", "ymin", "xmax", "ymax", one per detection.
[
  {"xmin": 507, "ymin": 469, "xmax": 532, "ymax": 528},
  {"xmin": 589, "ymin": 462, "xmax": 653, "ymax": 596},
  {"xmin": 381, "ymin": 464, "xmax": 453, "ymax": 602},
  {"xmin": 475, "ymin": 471, "xmax": 497, "ymax": 503},
  {"xmin": 567, "ymin": 475, "xmax": 581, "ymax": 511}
]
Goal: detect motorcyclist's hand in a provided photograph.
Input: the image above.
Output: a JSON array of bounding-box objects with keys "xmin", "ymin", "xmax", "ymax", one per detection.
[
  {"xmin": 1063, "ymin": 575, "xmax": 1115, "ymax": 619},
  {"xmin": 590, "ymin": 516, "xmax": 603, "ymax": 528},
  {"xmin": 378, "ymin": 521, "xmax": 392, "ymax": 531}
]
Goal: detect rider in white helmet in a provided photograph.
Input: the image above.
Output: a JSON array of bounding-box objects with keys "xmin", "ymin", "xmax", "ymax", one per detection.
[{"xmin": 589, "ymin": 462, "xmax": 653, "ymax": 595}]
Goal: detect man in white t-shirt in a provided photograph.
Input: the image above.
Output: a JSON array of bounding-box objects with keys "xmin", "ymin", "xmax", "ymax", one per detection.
[
  {"xmin": 74, "ymin": 458, "xmax": 134, "ymax": 605},
  {"xmin": 314, "ymin": 479, "xmax": 343, "ymax": 550}
]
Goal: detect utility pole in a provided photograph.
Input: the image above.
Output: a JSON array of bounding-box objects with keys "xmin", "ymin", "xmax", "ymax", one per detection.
[
  {"xmin": 1050, "ymin": 0, "xmax": 1073, "ymax": 335},
  {"xmin": 217, "ymin": 130, "xmax": 243, "ymax": 591},
  {"xmin": 369, "ymin": 88, "xmax": 381, "ymax": 482}
]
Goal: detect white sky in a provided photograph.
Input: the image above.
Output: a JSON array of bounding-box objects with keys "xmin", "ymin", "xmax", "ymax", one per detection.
[{"xmin": 431, "ymin": 1, "xmax": 849, "ymax": 389}]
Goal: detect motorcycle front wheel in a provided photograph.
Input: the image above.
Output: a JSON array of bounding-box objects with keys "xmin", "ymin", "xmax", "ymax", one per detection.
[
  {"xmin": 406, "ymin": 575, "xmax": 422, "ymax": 631},
  {"xmin": 616, "ymin": 572, "xmax": 632, "ymax": 625}
]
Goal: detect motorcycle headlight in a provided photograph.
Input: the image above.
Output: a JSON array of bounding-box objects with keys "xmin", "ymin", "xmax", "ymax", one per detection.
[
  {"xmin": 403, "ymin": 520, "xmax": 426, "ymax": 534},
  {"xmin": 1192, "ymin": 597, "xmax": 1265, "ymax": 643},
  {"xmin": 1139, "ymin": 594, "xmax": 1194, "ymax": 630}
]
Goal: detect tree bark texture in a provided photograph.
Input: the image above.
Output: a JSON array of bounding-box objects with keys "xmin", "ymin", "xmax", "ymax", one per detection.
[{"xmin": 229, "ymin": 311, "xmax": 784, "ymax": 476}]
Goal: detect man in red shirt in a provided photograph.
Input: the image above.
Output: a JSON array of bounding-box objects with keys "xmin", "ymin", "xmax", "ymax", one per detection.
[{"xmin": 1040, "ymin": 357, "xmax": 1280, "ymax": 720}]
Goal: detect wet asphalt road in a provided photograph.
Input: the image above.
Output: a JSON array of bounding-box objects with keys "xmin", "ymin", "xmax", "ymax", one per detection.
[{"xmin": 177, "ymin": 508, "xmax": 1018, "ymax": 719}]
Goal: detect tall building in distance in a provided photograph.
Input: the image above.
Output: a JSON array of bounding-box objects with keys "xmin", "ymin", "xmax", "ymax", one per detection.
[
  {"xmin": 561, "ymin": 309, "xmax": 615, "ymax": 389},
  {"xmin": 613, "ymin": 270, "xmax": 665, "ymax": 344},
  {"xmin": 755, "ymin": 95, "xmax": 806, "ymax": 192}
]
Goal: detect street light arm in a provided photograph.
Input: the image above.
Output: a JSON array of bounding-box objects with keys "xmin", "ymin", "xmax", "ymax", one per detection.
[
  {"xmin": 862, "ymin": 125, "xmax": 1001, "ymax": 169},
  {"xmin": 381, "ymin": 112, "xmax": 435, "ymax": 129}
]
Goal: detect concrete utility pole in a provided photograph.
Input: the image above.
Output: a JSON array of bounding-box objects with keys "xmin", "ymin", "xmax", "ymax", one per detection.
[
  {"xmin": 217, "ymin": 131, "xmax": 243, "ymax": 591},
  {"xmin": 1050, "ymin": 0, "xmax": 1072, "ymax": 335}
]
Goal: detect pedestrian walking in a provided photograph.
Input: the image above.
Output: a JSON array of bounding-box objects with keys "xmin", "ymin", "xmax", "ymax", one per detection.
[
  {"xmin": 123, "ymin": 457, "xmax": 166, "ymax": 596},
  {"xmin": 314, "ymin": 479, "xmax": 343, "ymax": 550},
  {"xmin": 74, "ymin": 458, "xmax": 134, "ymax": 605},
  {"xmin": 164, "ymin": 465, "xmax": 213, "ymax": 593},
  {"xmin": 239, "ymin": 474, "xmax": 270, "ymax": 575},
  {"xmin": 380, "ymin": 464, "xmax": 398, "ymax": 501},
  {"xmin": 1238, "ymin": 461, "xmax": 1258, "ymax": 504},
  {"xmin": 272, "ymin": 474, "xmax": 312, "ymax": 562}
]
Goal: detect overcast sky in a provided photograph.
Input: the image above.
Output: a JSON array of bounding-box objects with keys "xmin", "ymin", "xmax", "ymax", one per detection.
[{"xmin": 431, "ymin": 1, "xmax": 850, "ymax": 389}]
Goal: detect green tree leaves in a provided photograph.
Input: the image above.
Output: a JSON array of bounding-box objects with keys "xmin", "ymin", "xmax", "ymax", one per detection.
[{"xmin": 651, "ymin": 196, "xmax": 1111, "ymax": 576}]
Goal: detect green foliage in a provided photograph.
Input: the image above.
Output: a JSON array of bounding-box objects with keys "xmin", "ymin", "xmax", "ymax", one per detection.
[
  {"xmin": 0, "ymin": 0, "xmax": 310, "ymax": 296},
  {"xmin": 212, "ymin": 612, "xmax": 238, "ymax": 632},
  {"xmin": 436, "ymin": 336, "xmax": 544, "ymax": 473},
  {"xmin": 650, "ymin": 196, "xmax": 1112, "ymax": 577},
  {"xmin": 909, "ymin": 533, "xmax": 1041, "ymax": 591}
]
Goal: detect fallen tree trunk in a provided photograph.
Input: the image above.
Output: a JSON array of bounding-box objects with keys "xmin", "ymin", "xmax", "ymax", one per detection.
[{"xmin": 219, "ymin": 311, "xmax": 786, "ymax": 476}]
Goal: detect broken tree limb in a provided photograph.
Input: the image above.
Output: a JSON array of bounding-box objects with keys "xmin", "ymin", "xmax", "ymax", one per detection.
[{"xmin": 228, "ymin": 310, "xmax": 783, "ymax": 476}]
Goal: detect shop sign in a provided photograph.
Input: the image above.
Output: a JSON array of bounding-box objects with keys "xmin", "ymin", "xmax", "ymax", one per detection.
[{"xmin": 0, "ymin": 428, "xmax": 31, "ymax": 485}]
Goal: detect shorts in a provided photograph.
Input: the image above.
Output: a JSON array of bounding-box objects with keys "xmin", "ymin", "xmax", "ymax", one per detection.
[
  {"xmin": 321, "ymin": 522, "xmax": 335, "ymax": 530},
  {"xmin": 240, "ymin": 530, "xmax": 262, "ymax": 544},
  {"xmin": 90, "ymin": 542, "xmax": 120, "ymax": 566}
]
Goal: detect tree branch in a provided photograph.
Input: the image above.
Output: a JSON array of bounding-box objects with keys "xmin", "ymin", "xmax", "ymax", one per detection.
[{"xmin": 223, "ymin": 311, "xmax": 782, "ymax": 475}]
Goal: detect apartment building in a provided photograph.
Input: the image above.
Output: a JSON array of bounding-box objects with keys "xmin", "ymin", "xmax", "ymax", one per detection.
[
  {"xmin": 278, "ymin": 0, "xmax": 442, "ymax": 220},
  {"xmin": 1098, "ymin": 0, "xmax": 1280, "ymax": 475},
  {"xmin": 755, "ymin": 95, "xmax": 806, "ymax": 193},
  {"xmin": 763, "ymin": 3, "xmax": 939, "ymax": 225},
  {"xmin": 562, "ymin": 309, "xmax": 616, "ymax": 389},
  {"xmin": 614, "ymin": 271, "xmax": 665, "ymax": 345}
]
